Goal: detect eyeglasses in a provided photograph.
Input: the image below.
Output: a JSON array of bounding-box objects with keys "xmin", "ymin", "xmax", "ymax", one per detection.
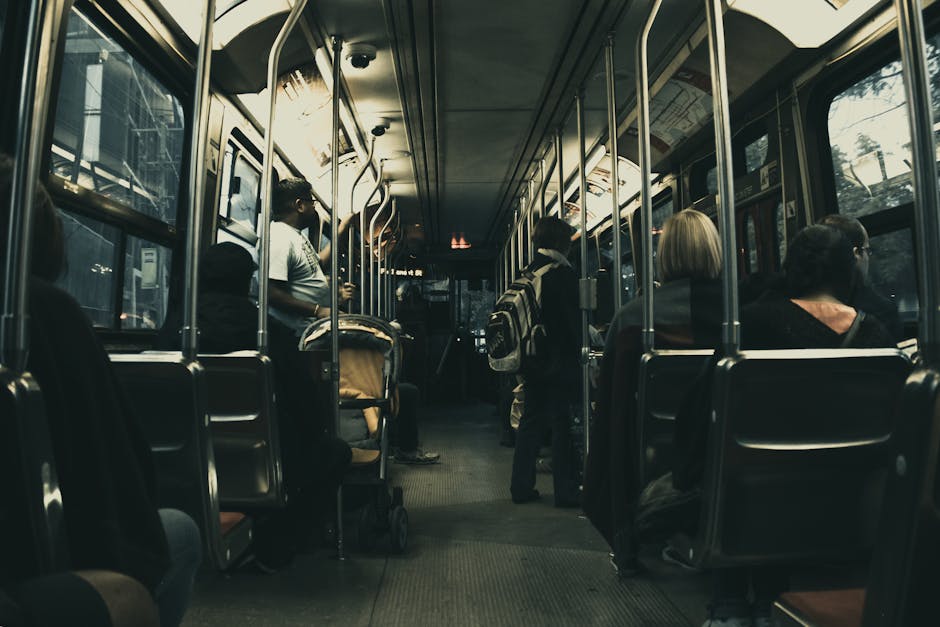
[{"xmin": 857, "ymin": 245, "xmax": 873, "ymax": 256}]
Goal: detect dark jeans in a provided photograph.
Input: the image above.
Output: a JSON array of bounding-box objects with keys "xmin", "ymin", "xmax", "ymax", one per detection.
[
  {"xmin": 392, "ymin": 382, "xmax": 420, "ymax": 451},
  {"xmin": 154, "ymin": 509, "xmax": 201, "ymax": 627},
  {"xmin": 510, "ymin": 377, "xmax": 579, "ymax": 504}
]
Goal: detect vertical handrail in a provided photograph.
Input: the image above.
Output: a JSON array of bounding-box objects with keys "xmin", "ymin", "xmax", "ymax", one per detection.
[
  {"xmin": 181, "ymin": 0, "xmax": 216, "ymax": 362},
  {"xmin": 576, "ymin": 89, "xmax": 591, "ymax": 465},
  {"xmin": 328, "ymin": 34, "xmax": 344, "ymax": 560},
  {"xmin": 705, "ymin": 0, "xmax": 739, "ymax": 355},
  {"xmin": 539, "ymin": 157, "xmax": 547, "ymax": 218},
  {"xmin": 510, "ymin": 215, "xmax": 518, "ymax": 281},
  {"xmin": 377, "ymin": 198, "xmax": 398, "ymax": 318},
  {"xmin": 368, "ymin": 182, "xmax": 390, "ymax": 315},
  {"xmin": 360, "ymin": 160, "xmax": 383, "ymax": 312},
  {"xmin": 2, "ymin": 0, "xmax": 62, "ymax": 372},
  {"xmin": 257, "ymin": 0, "xmax": 310, "ymax": 354},
  {"xmin": 896, "ymin": 0, "xmax": 940, "ymax": 366},
  {"xmin": 555, "ymin": 129, "xmax": 565, "ymax": 216},
  {"xmin": 605, "ymin": 33, "xmax": 624, "ymax": 313},
  {"xmin": 527, "ymin": 180, "xmax": 535, "ymax": 261},
  {"xmin": 636, "ymin": 0, "xmax": 662, "ymax": 354},
  {"xmin": 348, "ymin": 136, "xmax": 376, "ymax": 311}
]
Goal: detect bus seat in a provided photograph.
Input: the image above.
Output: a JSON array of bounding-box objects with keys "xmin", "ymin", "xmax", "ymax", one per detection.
[
  {"xmin": 689, "ymin": 349, "xmax": 910, "ymax": 568},
  {"xmin": 774, "ymin": 367, "xmax": 940, "ymax": 626},
  {"xmin": 636, "ymin": 350, "xmax": 713, "ymax": 487},
  {"xmin": 774, "ymin": 589, "xmax": 864, "ymax": 627},
  {"xmin": 110, "ymin": 353, "xmax": 251, "ymax": 571},
  {"xmin": 0, "ymin": 367, "xmax": 69, "ymax": 581},
  {"xmin": 200, "ymin": 352, "xmax": 285, "ymax": 509}
]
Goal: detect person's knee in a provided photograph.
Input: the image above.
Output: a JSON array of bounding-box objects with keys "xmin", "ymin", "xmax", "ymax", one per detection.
[
  {"xmin": 76, "ymin": 571, "xmax": 160, "ymax": 627},
  {"xmin": 158, "ymin": 508, "xmax": 202, "ymax": 571}
]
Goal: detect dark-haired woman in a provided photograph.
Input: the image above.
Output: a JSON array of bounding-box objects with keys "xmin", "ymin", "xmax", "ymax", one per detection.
[
  {"xmin": 676, "ymin": 225, "xmax": 893, "ymax": 627},
  {"xmin": 0, "ymin": 155, "xmax": 201, "ymax": 627}
]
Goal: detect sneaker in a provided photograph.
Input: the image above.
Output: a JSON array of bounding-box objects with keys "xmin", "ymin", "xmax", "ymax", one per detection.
[
  {"xmin": 701, "ymin": 619, "xmax": 751, "ymax": 627},
  {"xmin": 393, "ymin": 448, "xmax": 440, "ymax": 465},
  {"xmin": 661, "ymin": 544, "xmax": 700, "ymax": 572}
]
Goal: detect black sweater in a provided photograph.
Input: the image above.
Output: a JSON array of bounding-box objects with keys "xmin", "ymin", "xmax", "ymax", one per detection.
[{"xmin": 26, "ymin": 279, "xmax": 169, "ymax": 592}]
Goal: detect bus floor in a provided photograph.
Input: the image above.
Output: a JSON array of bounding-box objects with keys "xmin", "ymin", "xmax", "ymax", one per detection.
[{"xmin": 182, "ymin": 401, "xmax": 708, "ymax": 626}]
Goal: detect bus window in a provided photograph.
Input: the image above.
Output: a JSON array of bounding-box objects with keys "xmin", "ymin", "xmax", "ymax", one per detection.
[
  {"xmin": 122, "ymin": 236, "xmax": 171, "ymax": 330},
  {"xmin": 774, "ymin": 199, "xmax": 786, "ymax": 270},
  {"xmin": 868, "ymin": 228, "xmax": 919, "ymax": 324},
  {"xmin": 826, "ymin": 32, "xmax": 940, "ymax": 217},
  {"xmin": 744, "ymin": 134, "xmax": 769, "ymax": 174},
  {"xmin": 57, "ymin": 211, "xmax": 119, "ymax": 328},
  {"xmin": 49, "ymin": 7, "xmax": 185, "ymax": 226},
  {"xmin": 745, "ymin": 212, "xmax": 759, "ymax": 273},
  {"xmin": 218, "ymin": 145, "xmax": 262, "ymax": 239}
]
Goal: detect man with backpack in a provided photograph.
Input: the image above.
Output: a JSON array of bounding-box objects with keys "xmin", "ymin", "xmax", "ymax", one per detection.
[{"xmin": 507, "ymin": 216, "xmax": 581, "ymax": 506}]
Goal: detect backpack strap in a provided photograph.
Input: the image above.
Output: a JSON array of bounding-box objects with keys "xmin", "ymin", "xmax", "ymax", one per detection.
[{"xmin": 840, "ymin": 310, "xmax": 866, "ymax": 348}]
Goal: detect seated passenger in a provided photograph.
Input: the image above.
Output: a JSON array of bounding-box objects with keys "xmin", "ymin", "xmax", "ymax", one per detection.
[
  {"xmin": 673, "ymin": 224, "xmax": 894, "ymax": 627},
  {"xmin": 157, "ymin": 242, "xmax": 352, "ymax": 570},
  {"xmin": 583, "ymin": 209, "xmax": 723, "ymax": 574},
  {"xmin": 0, "ymin": 155, "xmax": 201, "ymax": 627},
  {"xmin": 819, "ymin": 213, "xmax": 904, "ymax": 341}
]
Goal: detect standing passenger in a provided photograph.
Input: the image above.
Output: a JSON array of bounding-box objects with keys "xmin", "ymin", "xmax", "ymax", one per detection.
[
  {"xmin": 268, "ymin": 178, "xmax": 356, "ymax": 336},
  {"xmin": 509, "ymin": 216, "xmax": 581, "ymax": 507}
]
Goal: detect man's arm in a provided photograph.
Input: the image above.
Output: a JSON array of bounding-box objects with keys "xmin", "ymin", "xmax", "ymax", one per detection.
[
  {"xmin": 269, "ymin": 281, "xmax": 331, "ymax": 318},
  {"xmin": 318, "ymin": 212, "xmax": 358, "ymax": 266}
]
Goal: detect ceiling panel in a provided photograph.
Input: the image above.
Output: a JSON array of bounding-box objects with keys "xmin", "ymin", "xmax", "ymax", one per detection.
[{"xmin": 442, "ymin": 111, "xmax": 531, "ymax": 183}]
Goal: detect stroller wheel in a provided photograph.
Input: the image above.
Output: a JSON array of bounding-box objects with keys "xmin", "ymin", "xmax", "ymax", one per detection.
[
  {"xmin": 389, "ymin": 506, "xmax": 408, "ymax": 554},
  {"xmin": 356, "ymin": 502, "xmax": 378, "ymax": 552}
]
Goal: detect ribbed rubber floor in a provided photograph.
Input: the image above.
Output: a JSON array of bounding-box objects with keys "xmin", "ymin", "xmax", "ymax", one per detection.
[{"xmin": 182, "ymin": 401, "xmax": 700, "ymax": 626}]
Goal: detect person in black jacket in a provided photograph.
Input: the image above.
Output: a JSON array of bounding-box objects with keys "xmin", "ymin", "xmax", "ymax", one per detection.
[
  {"xmin": 510, "ymin": 216, "xmax": 581, "ymax": 507},
  {"xmin": 674, "ymin": 224, "xmax": 893, "ymax": 627},
  {"xmin": 0, "ymin": 155, "xmax": 200, "ymax": 627},
  {"xmin": 819, "ymin": 213, "xmax": 904, "ymax": 341}
]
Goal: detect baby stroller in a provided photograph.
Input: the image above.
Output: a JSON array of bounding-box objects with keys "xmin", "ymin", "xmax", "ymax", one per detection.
[{"xmin": 300, "ymin": 314, "xmax": 408, "ymax": 553}]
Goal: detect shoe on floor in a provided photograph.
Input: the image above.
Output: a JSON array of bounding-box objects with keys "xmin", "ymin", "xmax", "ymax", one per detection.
[
  {"xmin": 511, "ymin": 489, "xmax": 540, "ymax": 504},
  {"xmin": 702, "ymin": 600, "xmax": 752, "ymax": 627},
  {"xmin": 393, "ymin": 448, "xmax": 440, "ymax": 465},
  {"xmin": 661, "ymin": 543, "xmax": 700, "ymax": 571},
  {"xmin": 701, "ymin": 619, "xmax": 751, "ymax": 627}
]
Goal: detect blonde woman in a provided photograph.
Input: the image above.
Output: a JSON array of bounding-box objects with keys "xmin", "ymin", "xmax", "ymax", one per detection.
[{"xmin": 583, "ymin": 209, "xmax": 724, "ymax": 575}]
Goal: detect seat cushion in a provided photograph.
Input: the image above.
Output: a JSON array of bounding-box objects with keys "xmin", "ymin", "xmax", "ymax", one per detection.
[
  {"xmin": 219, "ymin": 512, "xmax": 247, "ymax": 537},
  {"xmin": 350, "ymin": 448, "xmax": 381, "ymax": 466},
  {"xmin": 774, "ymin": 589, "xmax": 865, "ymax": 627}
]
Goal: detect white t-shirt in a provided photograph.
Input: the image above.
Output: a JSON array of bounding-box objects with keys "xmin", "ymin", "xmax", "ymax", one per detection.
[{"xmin": 267, "ymin": 220, "xmax": 329, "ymax": 334}]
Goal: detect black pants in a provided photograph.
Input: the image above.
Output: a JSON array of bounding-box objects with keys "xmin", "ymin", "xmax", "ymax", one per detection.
[
  {"xmin": 392, "ymin": 382, "xmax": 420, "ymax": 451},
  {"xmin": 510, "ymin": 377, "xmax": 579, "ymax": 504}
]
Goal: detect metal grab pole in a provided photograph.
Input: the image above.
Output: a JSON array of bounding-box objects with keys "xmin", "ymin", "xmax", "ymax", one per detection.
[
  {"xmin": 636, "ymin": 0, "xmax": 662, "ymax": 353},
  {"xmin": 527, "ymin": 180, "xmax": 535, "ymax": 261},
  {"xmin": 329, "ymin": 34, "xmax": 345, "ymax": 560},
  {"xmin": 605, "ymin": 33, "xmax": 624, "ymax": 313},
  {"xmin": 377, "ymin": 198, "xmax": 398, "ymax": 317},
  {"xmin": 510, "ymin": 217, "xmax": 518, "ymax": 280},
  {"xmin": 360, "ymin": 161, "xmax": 384, "ymax": 312},
  {"xmin": 555, "ymin": 129, "xmax": 565, "ymax": 216},
  {"xmin": 705, "ymin": 0, "xmax": 740, "ymax": 354},
  {"xmin": 576, "ymin": 89, "xmax": 592, "ymax": 466},
  {"xmin": 368, "ymin": 183, "xmax": 390, "ymax": 315},
  {"xmin": 348, "ymin": 136, "xmax": 376, "ymax": 311},
  {"xmin": 896, "ymin": 0, "xmax": 940, "ymax": 365},
  {"xmin": 258, "ymin": 0, "xmax": 309, "ymax": 354},
  {"xmin": 181, "ymin": 0, "xmax": 216, "ymax": 362},
  {"xmin": 2, "ymin": 0, "xmax": 63, "ymax": 372},
  {"xmin": 539, "ymin": 158, "xmax": 547, "ymax": 218}
]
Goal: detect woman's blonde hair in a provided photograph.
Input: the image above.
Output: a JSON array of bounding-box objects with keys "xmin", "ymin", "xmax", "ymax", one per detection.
[{"xmin": 657, "ymin": 209, "xmax": 722, "ymax": 282}]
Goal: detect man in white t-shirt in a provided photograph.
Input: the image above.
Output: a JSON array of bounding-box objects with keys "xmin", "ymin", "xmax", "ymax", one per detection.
[{"xmin": 268, "ymin": 177, "xmax": 356, "ymax": 335}]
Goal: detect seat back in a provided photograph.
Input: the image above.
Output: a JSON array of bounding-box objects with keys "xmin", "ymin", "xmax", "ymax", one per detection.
[
  {"xmin": 110, "ymin": 353, "xmax": 246, "ymax": 570},
  {"xmin": 200, "ymin": 351, "xmax": 284, "ymax": 509},
  {"xmin": 693, "ymin": 349, "xmax": 911, "ymax": 568},
  {"xmin": 0, "ymin": 368, "xmax": 68, "ymax": 583},
  {"xmin": 637, "ymin": 350, "xmax": 713, "ymax": 487},
  {"xmin": 862, "ymin": 367, "xmax": 940, "ymax": 627}
]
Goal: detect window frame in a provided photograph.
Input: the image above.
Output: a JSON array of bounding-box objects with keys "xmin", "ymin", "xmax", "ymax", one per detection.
[{"xmin": 216, "ymin": 133, "xmax": 264, "ymax": 245}]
